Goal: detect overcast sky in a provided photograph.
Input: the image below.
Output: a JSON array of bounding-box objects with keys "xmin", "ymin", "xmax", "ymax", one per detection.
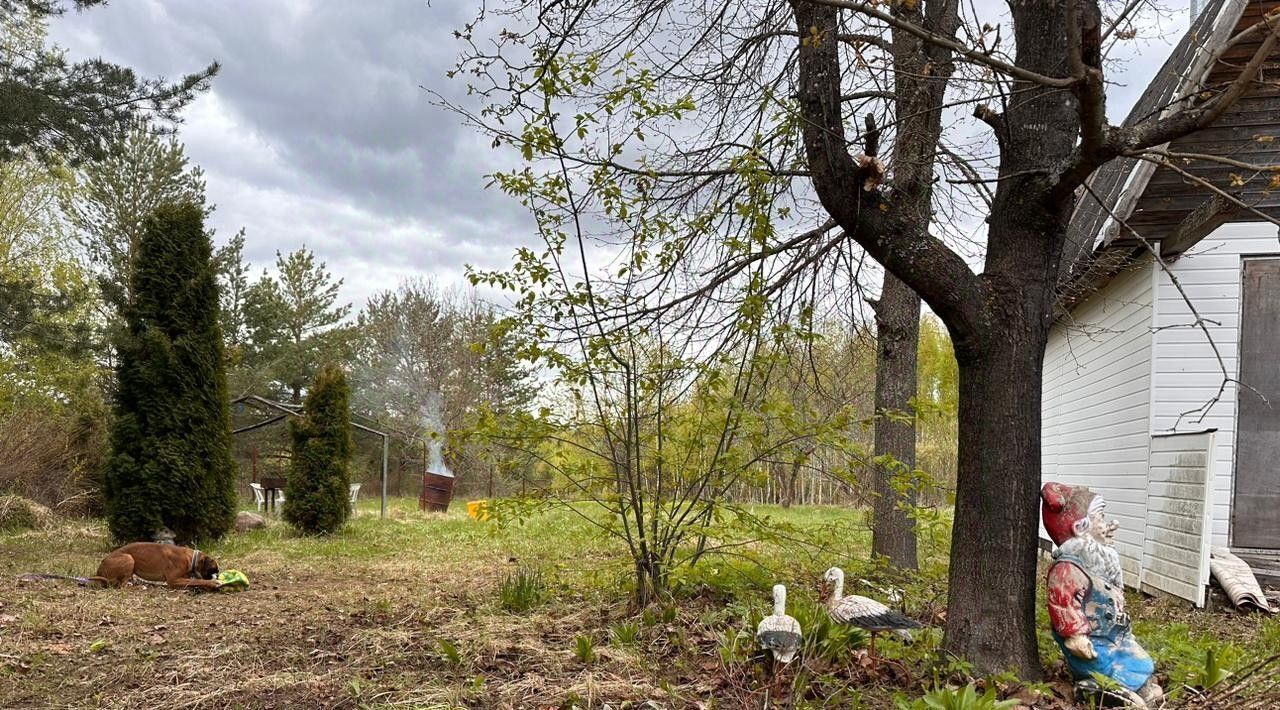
[
  {"xmin": 48, "ymin": 0, "xmax": 529, "ymax": 310},
  {"xmin": 47, "ymin": 1, "xmax": 1197, "ymax": 312}
]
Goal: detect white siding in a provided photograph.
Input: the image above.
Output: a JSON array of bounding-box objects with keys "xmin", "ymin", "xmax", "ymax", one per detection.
[
  {"xmin": 1140, "ymin": 431, "xmax": 1215, "ymax": 606},
  {"xmin": 1151, "ymin": 222, "xmax": 1280, "ymax": 547},
  {"xmin": 1042, "ymin": 257, "xmax": 1155, "ymax": 581}
]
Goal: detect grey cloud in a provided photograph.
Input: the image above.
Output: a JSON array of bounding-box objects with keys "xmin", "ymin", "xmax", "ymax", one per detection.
[
  {"xmin": 49, "ymin": 0, "xmax": 534, "ymax": 307},
  {"xmin": 46, "ymin": 0, "xmax": 1196, "ymax": 309}
]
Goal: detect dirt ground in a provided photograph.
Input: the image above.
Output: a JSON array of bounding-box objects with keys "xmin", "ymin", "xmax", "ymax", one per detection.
[
  {"xmin": 2, "ymin": 503, "xmax": 1277, "ymax": 709},
  {"xmin": 0, "ymin": 507, "xmax": 683, "ymax": 710}
]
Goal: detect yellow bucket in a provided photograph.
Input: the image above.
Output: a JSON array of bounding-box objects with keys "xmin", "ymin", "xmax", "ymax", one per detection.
[{"xmin": 466, "ymin": 500, "xmax": 490, "ymax": 521}]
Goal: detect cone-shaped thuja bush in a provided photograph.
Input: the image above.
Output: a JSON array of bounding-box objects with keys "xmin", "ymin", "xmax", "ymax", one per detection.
[
  {"xmin": 105, "ymin": 202, "xmax": 237, "ymax": 544},
  {"xmin": 284, "ymin": 363, "xmax": 353, "ymax": 534}
]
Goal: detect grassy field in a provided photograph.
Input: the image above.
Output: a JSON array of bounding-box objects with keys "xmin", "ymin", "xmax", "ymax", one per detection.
[{"xmin": 1, "ymin": 499, "xmax": 1276, "ymax": 709}]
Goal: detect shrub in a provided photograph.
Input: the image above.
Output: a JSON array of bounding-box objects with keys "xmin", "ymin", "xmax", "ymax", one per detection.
[
  {"xmin": 897, "ymin": 684, "xmax": 1019, "ymax": 710},
  {"xmin": 788, "ymin": 594, "xmax": 869, "ymax": 664},
  {"xmin": 609, "ymin": 621, "xmax": 639, "ymax": 647},
  {"xmin": 573, "ymin": 634, "xmax": 597, "ymax": 664},
  {"xmin": 283, "ymin": 364, "xmax": 353, "ymax": 534},
  {"xmin": 716, "ymin": 627, "xmax": 753, "ymax": 666},
  {"xmin": 436, "ymin": 638, "xmax": 463, "ymax": 666},
  {"xmin": 104, "ymin": 202, "xmax": 236, "ymax": 544},
  {"xmin": 0, "ymin": 408, "xmax": 106, "ymax": 515},
  {"xmin": 0, "ymin": 495, "xmax": 53, "ymax": 532}
]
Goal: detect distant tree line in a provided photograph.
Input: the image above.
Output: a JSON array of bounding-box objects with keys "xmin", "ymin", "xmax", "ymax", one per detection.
[
  {"xmin": 0, "ymin": 2, "xmax": 538, "ymax": 510},
  {"xmin": 1, "ymin": 0, "xmax": 960, "ymax": 538}
]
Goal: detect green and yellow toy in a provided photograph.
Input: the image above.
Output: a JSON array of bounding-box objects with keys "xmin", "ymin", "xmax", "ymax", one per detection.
[{"xmin": 214, "ymin": 569, "xmax": 250, "ymax": 592}]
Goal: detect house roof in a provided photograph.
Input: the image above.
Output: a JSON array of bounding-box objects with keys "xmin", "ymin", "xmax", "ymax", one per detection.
[{"xmin": 1059, "ymin": 0, "xmax": 1280, "ymax": 308}]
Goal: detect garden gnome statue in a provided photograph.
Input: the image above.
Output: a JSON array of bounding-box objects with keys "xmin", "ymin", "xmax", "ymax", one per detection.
[{"xmin": 1041, "ymin": 482, "xmax": 1163, "ymax": 708}]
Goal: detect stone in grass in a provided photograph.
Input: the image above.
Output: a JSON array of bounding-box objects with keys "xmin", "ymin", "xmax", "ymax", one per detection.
[{"xmin": 235, "ymin": 511, "xmax": 267, "ymax": 533}]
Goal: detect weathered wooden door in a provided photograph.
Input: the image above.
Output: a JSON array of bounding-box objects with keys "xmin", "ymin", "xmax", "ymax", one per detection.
[
  {"xmin": 1142, "ymin": 431, "xmax": 1215, "ymax": 606},
  {"xmin": 1234, "ymin": 258, "xmax": 1280, "ymax": 550}
]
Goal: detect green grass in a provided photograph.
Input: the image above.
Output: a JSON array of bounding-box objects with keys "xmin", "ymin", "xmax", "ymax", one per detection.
[
  {"xmin": 498, "ymin": 565, "xmax": 548, "ymax": 613},
  {"xmin": 0, "ymin": 497, "xmax": 1274, "ymax": 708}
]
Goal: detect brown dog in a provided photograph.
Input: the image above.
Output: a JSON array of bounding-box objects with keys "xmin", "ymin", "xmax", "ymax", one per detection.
[{"xmin": 91, "ymin": 543, "xmax": 221, "ymax": 590}]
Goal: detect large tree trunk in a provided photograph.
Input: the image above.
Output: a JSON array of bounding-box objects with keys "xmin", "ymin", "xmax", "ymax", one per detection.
[
  {"xmin": 935, "ymin": 0, "xmax": 1080, "ymax": 675},
  {"xmin": 944, "ymin": 316, "xmax": 1050, "ymax": 676},
  {"xmin": 940, "ymin": 142, "xmax": 1070, "ymax": 676},
  {"xmin": 788, "ymin": 0, "xmax": 1073, "ymax": 677},
  {"xmin": 870, "ymin": 273, "xmax": 920, "ymax": 568}
]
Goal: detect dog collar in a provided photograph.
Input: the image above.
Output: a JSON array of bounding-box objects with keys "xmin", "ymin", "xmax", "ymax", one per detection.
[{"xmin": 189, "ymin": 550, "xmax": 201, "ymax": 577}]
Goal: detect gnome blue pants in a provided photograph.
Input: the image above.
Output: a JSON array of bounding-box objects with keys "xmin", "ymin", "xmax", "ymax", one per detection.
[{"xmin": 1055, "ymin": 631, "xmax": 1155, "ymax": 692}]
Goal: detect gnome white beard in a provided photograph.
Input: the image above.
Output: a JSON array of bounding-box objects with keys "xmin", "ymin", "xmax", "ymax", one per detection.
[{"xmin": 1055, "ymin": 533, "xmax": 1124, "ymax": 587}]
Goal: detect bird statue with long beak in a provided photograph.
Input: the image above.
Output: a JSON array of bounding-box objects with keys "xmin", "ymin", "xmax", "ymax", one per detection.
[
  {"xmin": 756, "ymin": 583, "xmax": 803, "ymax": 664},
  {"xmin": 821, "ymin": 567, "xmax": 920, "ymax": 658}
]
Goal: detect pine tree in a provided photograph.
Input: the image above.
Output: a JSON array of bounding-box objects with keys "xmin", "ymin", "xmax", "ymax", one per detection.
[
  {"xmin": 245, "ymin": 248, "xmax": 352, "ymax": 403},
  {"xmin": 1, "ymin": 2, "xmax": 217, "ymax": 166},
  {"xmin": 213, "ymin": 229, "xmax": 251, "ymax": 358},
  {"xmin": 283, "ymin": 363, "xmax": 353, "ymax": 535},
  {"xmin": 63, "ymin": 125, "xmax": 208, "ymax": 312},
  {"xmin": 104, "ymin": 201, "xmax": 236, "ymax": 544}
]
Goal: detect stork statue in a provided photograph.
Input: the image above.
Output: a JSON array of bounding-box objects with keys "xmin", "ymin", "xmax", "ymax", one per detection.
[{"xmin": 821, "ymin": 566, "xmax": 920, "ymax": 658}]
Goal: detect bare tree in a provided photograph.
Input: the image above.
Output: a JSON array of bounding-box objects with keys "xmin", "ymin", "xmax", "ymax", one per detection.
[
  {"xmin": 869, "ymin": 0, "xmax": 960, "ymax": 572},
  {"xmin": 448, "ymin": 0, "xmax": 1280, "ymax": 674},
  {"xmin": 351, "ymin": 280, "xmax": 535, "ymax": 487}
]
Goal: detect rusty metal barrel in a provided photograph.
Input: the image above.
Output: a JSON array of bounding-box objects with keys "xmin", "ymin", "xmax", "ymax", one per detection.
[{"xmin": 419, "ymin": 471, "xmax": 455, "ymax": 512}]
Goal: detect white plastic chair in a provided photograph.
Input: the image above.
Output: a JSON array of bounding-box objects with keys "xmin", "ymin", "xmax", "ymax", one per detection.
[
  {"xmin": 349, "ymin": 483, "xmax": 362, "ymax": 513},
  {"xmin": 249, "ymin": 482, "xmax": 266, "ymax": 512}
]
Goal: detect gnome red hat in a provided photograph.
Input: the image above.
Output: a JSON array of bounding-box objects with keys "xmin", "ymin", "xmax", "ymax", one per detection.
[{"xmin": 1041, "ymin": 482, "xmax": 1102, "ymax": 546}]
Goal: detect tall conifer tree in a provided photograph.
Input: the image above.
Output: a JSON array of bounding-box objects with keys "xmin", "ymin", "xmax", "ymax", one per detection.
[
  {"xmin": 105, "ymin": 202, "xmax": 236, "ymax": 543},
  {"xmin": 284, "ymin": 363, "xmax": 353, "ymax": 535}
]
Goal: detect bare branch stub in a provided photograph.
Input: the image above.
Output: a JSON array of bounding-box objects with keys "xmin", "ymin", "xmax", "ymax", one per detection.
[{"xmin": 863, "ymin": 113, "xmax": 881, "ymax": 158}]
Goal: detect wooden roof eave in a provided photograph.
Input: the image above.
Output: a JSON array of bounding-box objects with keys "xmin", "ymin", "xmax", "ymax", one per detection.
[
  {"xmin": 1095, "ymin": 0, "xmax": 1251, "ymax": 252},
  {"xmin": 1055, "ymin": 0, "xmax": 1257, "ymax": 319}
]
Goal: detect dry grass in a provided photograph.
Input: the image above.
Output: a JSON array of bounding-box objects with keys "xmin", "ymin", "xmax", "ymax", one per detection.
[
  {"xmin": 0, "ymin": 495, "xmax": 55, "ymax": 532},
  {"xmin": 0, "ymin": 499, "xmax": 791, "ymax": 709},
  {"xmin": 2, "ymin": 499, "xmax": 1276, "ymax": 709},
  {"xmin": 0, "ymin": 409, "xmax": 105, "ymax": 515}
]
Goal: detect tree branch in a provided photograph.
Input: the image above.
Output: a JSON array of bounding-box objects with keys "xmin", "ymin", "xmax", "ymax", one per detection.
[
  {"xmin": 787, "ymin": 0, "xmax": 984, "ymax": 342},
  {"xmin": 1066, "ymin": 0, "xmax": 1106, "ymax": 171},
  {"xmin": 805, "ymin": 0, "xmax": 1076, "ymax": 88},
  {"xmin": 740, "ymin": 28, "xmax": 893, "ymax": 53},
  {"xmin": 842, "ymin": 90, "xmax": 895, "ymax": 103},
  {"xmin": 1127, "ymin": 12, "xmax": 1280, "ymax": 148},
  {"xmin": 1057, "ymin": 7, "xmax": 1280, "ymax": 193}
]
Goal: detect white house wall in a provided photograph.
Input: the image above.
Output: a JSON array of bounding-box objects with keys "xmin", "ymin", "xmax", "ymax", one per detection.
[
  {"xmin": 1152, "ymin": 221, "xmax": 1280, "ymax": 548},
  {"xmin": 1042, "ymin": 257, "xmax": 1155, "ymax": 580}
]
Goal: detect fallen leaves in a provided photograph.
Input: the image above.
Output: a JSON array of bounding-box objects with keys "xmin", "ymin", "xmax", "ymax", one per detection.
[{"xmin": 44, "ymin": 643, "xmax": 74, "ymax": 656}]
